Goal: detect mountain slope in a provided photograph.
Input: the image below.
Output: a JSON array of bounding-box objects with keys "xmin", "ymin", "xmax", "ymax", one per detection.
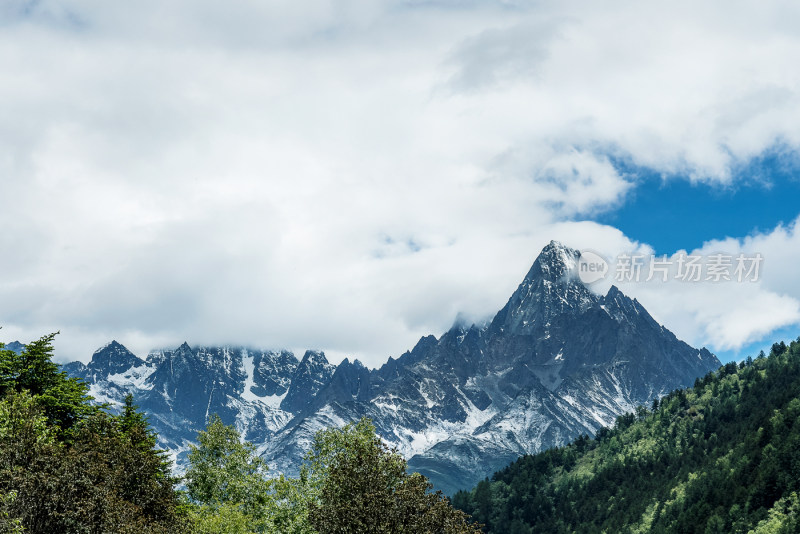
[
  {"xmin": 64, "ymin": 342, "xmax": 297, "ymax": 467},
  {"xmin": 60, "ymin": 241, "xmax": 720, "ymax": 494},
  {"xmin": 453, "ymin": 339, "xmax": 800, "ymax": 534},
  {"xmin": 0, "ymin": 341, "xmax": 25, "ymax": 354}
]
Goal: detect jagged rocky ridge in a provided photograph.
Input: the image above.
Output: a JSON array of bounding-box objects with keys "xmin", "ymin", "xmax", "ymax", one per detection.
[{"xmin": 61, "ymin": 242, "xmax": 721, "ymax": 495}]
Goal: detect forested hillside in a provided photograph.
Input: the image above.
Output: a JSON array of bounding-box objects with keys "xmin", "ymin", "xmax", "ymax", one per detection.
[{"xmin": 453, "ymin": 338, "xmax": 800, "ymax": 533}]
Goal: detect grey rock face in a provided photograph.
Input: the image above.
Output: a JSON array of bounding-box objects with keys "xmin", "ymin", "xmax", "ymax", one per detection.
[
  {"xmin": 250, "ymin": 350, "xmax": 297, "ymax": 397},
  {"xmin": 281, "ymin": 351, "xmax": 335, "ymax": 413},
  {"xmin": 1, "ymin": 341, "xmax": 25, "ymax": 354},
  {"xmin": 62, "ymin": 241, "xmax": 721, "ymax": 494}
]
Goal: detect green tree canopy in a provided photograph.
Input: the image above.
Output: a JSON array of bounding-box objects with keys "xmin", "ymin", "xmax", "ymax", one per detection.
[
  {"xmin": 0, "ymin": 332, "xmax": 186, "ymax": 533},
  {"xmin": 186, "ymin": 414, "xmax": 270, "ymax": 512},
  {"xmin": 307, "ymin": 417, "xmax": 482, "ymax": 534},
  {"xmin": 0, "ymin": 333, "xmax": 95, "ymax": 434},
  {"xmin": 186, "ymin": 415, "xmax": 315, "ymax": 534}
]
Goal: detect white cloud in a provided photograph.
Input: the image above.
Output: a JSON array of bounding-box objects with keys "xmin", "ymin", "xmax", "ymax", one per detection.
[
  {"xmin": 1, "ymin": 1, "xmax": 800, "ymax": 364},
  {"xmin": 591, "ymin": 217, "xmax": 800, "ymax": 353}
]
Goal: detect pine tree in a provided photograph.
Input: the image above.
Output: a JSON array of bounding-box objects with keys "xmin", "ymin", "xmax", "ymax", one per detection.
[{"xmin": 0, "ymin": 333, "xmax": 95, "ymax": 434}]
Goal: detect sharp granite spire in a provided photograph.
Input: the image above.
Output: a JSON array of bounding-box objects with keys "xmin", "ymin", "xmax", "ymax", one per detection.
[{"xmin": 63, "ymin": 241, "xmax": 721, "ymax": 495}]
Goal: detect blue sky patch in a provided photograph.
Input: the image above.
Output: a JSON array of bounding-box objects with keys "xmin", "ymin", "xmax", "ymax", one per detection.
[{"xmin": 592, "ymin": 151, "xmax": 800, "ymax": 254}]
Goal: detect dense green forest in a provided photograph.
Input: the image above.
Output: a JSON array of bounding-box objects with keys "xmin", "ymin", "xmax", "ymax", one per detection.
[
  {"xmin": 0, "ymin": 333, "xmax": 479, "ymax": 533},
  {"xmin": 453, "ymin": 338, "xmax": 800, "ymax": 533}
]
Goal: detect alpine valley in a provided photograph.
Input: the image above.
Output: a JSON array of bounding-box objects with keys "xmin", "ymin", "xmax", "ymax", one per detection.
[{"xmin": 59, "ymin": 242, "xmax": 721, "ymax": 495}]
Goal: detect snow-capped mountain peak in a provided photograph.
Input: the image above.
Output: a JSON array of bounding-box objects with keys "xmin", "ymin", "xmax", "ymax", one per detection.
[{"xmin": 63, "ymin": 241, "xmax": 721, "ymax": 495}]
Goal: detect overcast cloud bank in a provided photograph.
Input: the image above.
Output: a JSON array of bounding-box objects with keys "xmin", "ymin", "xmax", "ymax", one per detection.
[{"xmin": 2, "ymin": 0, "xmax": 800, "ymax": 364}]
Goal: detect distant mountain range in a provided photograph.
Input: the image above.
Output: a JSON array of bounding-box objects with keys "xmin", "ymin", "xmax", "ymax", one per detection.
[
  {"xmin": 55, "ymin": 241, "xmax": 720, "ymax": 495},
  {"xmin": 2, "ymin": 341, "xmax": 25, "ymax": 354}
]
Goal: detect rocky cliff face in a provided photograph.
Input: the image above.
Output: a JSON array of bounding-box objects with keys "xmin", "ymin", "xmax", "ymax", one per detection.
[
  {"xmin": 62, "ymin": 241, "xmax": 721, "ymax": 494},
  {"xmin": 0, "ymin": 341, "xmax": 25, "ymax": 354}
]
